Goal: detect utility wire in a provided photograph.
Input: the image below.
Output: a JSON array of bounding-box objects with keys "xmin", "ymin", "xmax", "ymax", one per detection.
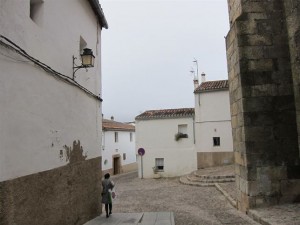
[
  {"xmin": 0, "ymin": 51, "xmax": 30, "ymax": 63},
  {"xmin": 0, "ymin": 34, "xmax": 103, "ymax": 102}
]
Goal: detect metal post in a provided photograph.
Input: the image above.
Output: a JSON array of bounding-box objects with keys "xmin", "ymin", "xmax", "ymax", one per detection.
[{"xmin": 141, "ymin": 155, "xmax": 143, "ymax": 179}]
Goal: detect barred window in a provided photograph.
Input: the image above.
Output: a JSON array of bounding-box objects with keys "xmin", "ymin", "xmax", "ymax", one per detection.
[{"xmin": 155, "ymin": 158, "xmax": 164, "ymax": 171}]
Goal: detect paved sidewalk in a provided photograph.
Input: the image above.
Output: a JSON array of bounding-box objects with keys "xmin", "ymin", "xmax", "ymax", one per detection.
[
  {"xmin": 194, "ymin": 166, "xmax": 300, "ymax": 225},
  {"xmin": 83, "ymin": 212, "xmax": 175, "ymax": 225},
  {"xmin": 85, "ymin": 168, "xmax": 300, "ymax": 225},
  {"xmin": 102, "ymin": 171, "xmax": 259, "ymax": 225},
  {"xmin": 248, "ymin": 204, "xmax": 300, "ymax": 225}
]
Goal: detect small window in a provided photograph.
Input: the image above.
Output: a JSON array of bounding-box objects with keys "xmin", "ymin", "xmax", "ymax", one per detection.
[
  {"xmin": 175, "ymin": 124, "xmax": 188, "ymax": 141},
  {"xmin": 30, "ymin": 0, "xmax": 43, "ymax": 24},
  {"xmin": 104, "ymin": 159, "xmax": 108, "ymax": 165},
  {"xmin": 123, "ymin": 153, "xmax": 126, "ymax": 160},
  {"xmin": 213, "ymin": 137, "xmax": 220, "ymax": 146},
  {"xmin": 178, "ymin": 124, "xmax": 187, "ymax": 134},
  {"xmin": 59, "ymin": 150, "xmax": 63, "ymax": 160},
  {"xmin": 130, "ymin": 132, "xmax": 133, "ymax": 142},
  {"xmin": 114, "ymin": 132, "xmax": 118, "ymax": 143},
  {"xmin": 155, "ymin": 158, "xmax": 164, "ymax": 171}
]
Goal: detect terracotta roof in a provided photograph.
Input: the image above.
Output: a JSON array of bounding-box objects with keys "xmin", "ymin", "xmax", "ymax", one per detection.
[
  {"xmin": 103, "ymin": 119, "xmax": 135, "ymax": 131},
  {"xmin": 87, "ymin": 0, "xmax": 108, "ymax": 29},
  {"xmin": 135, "ymin": 108, "xmax": 195, "ymax": 120},
  {"xmin": 194, "ymin": 80, "xmax": 229, "ymax": 93}
]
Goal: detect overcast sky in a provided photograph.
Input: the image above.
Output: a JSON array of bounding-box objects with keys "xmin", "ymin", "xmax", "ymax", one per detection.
[{"xmin": 101, "ymin": 0, "xmax": 229, "ymax": 122}]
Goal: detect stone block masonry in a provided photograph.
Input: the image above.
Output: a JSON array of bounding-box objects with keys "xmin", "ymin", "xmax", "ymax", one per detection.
[
  {"xmin": 284, "ymin": 0, "xmax": 300, "ymax": 153},
  {"xmin": 226, "ymin": 0, "xmax": 300, "ymax": 212},
  {"xmin": 0, "ymin": 157, "xmax": 102, "ymax": 225}
]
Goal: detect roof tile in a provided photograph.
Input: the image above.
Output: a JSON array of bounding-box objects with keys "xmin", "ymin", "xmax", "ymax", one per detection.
[
  {"xmin": 103, "ymin": 119, "xmax": 135, "ymax": 131},
  {"xmin": 135, "ymin": 108, "xmax": 194, "ymax": 120},
  {"xmin": 194, "ymin": 80, "xmax": 229, "ymax": 93}
]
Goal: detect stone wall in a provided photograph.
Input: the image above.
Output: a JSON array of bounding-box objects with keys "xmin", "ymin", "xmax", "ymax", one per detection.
[
  {"xmin": 0, "ymin": 157, "xmax": 102, "ymax": 225},
  {"xmin": 284, "ymin": 0, "xmax": 300, "ymax": 152},
  {"xmin": 226, "ymin": 0, "xmax": 300, "ymax": 212}
]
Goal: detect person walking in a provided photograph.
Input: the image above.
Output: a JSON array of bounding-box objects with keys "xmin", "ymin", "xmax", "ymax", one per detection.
[{"xmin": 101, "ymin": 173, "xmax": 115, "ymax": 218}]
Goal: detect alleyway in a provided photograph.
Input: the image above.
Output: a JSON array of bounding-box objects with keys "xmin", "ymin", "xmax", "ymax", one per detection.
[{"xmin": 110, "ymin": 172, "xmax": 259, "ymax": 225}]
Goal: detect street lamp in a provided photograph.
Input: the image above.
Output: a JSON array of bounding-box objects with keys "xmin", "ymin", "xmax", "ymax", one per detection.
[{"xmin": 73, "ymin": 48, "xmax": 95, "ymax": 79}]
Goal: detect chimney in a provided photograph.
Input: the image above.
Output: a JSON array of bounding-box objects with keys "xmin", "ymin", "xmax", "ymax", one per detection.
[
  {"xmin": 111, "ymin": 116, "xmax": 114, "ymax": 121},
  {"xmin": 193, "ymin": 77, "xmax": 199, "ymax": 89},
  {"xmin": 201, "ymin": 72, "xmax": 206, "ymax": 83}
]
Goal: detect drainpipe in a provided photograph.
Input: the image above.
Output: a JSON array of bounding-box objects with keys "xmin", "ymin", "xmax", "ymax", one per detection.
[{"xmin": 193, "ymin": 115, "xmax": 195, "ymax": 144}]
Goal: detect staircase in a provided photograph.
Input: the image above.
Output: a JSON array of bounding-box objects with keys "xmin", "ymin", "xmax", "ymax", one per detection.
[
  {"xmin": 179, "ymin": 165, "xmax": 237, "ymax": 208},
  {"xmin": 179, "ymin": 164, "xmax": 235, "ymax": 187},
  {"xmin": 180, "ymin": 172, "xmax": 235, "ymax": 187}
]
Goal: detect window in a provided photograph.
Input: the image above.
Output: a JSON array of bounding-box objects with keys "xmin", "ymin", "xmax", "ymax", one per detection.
[
  {"xmin": 213, "ymin": 137, "xmax": 220, "ymax": 146},
  {"xmin": 155, "ymin": 158, "xmax": 164, "ymax": 171},
  {"xmin": 178, "ymin": 124, "xmax": 187, "ymax": 134},
  {"xmin": 30, "ymin": 0, "xmax": 43, "ymax": 24},
  {"xmin": 175, "ymin": 124, "xmax": 188, "ymax": 141},
  {"xmin": 114, "ymin": 132, "xmax": 118, "ymax": 143},
  {"xmin": 59, "ymin": 150, "xmax": 63, "ymax": 160},
  {"xmin": 123, "ymin": 153, "xmax": 126, "ymax": 160},
  {"xmin": 130, "ymin": 132, "xmax": 133, "ymax": 142}
]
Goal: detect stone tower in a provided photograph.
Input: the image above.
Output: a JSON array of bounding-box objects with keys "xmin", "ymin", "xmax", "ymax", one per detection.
[{"xmin": 226, "ymin": 0, "xmax": 300, "ymax": 212}]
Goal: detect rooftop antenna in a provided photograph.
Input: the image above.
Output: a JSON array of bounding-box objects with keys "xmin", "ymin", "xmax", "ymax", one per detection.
[
  {"xmin": 190, "ymin": 67, "xmax": 199, "ymax": 89},
  {"xmin": 193, "ymin": 58, "xmax": 199, "ymax": 80},
  {"xmin": 190, "ymin": 67, "xmax": 196, "ymax": 79}
]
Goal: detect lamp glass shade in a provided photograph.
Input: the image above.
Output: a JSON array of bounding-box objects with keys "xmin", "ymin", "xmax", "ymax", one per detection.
[{"xmin": 81, "ymin": 48, "xmax": 95, "ymax": 67}]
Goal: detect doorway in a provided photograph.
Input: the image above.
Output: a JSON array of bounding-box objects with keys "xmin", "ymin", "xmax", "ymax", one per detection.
[{"xmin": 113, "ymin": 155, "xmax": 121, "ymax": 175}]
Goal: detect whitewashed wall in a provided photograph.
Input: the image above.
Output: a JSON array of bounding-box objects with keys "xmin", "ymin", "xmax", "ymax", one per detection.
[
  {"xmin": 194, "ymin": 90, "xmax": 233, "ymax": 152},
  {"xmin": 102, "ymin": 130, "xmax": 136, "ymax": 171},
  {"xmin": 136, "ymin": 118, "xmax": 197, "ymax": 178},
  {"xmin": 0, "ymin": 0, "xmax": 103, "ymax": 181}
]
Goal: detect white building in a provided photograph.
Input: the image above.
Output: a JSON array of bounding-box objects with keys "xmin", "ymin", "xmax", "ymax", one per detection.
[
  {"xmin": 135, "ymin": 77, "xmax": 233, "ymax": 178},
  {"xmin": 102, "ymin": 117, "xmax": 137, "ymax": 175},
  {"xmin": 194, "ymin": 79, "xmax": 234, "ymax": 168},
  {"xmin": 135, "ymin": 108, "xmax": 197, "ymax": 178},
  {"xmin": 0, "ymin": 0, "xmax": 107, "ymax": 224}
]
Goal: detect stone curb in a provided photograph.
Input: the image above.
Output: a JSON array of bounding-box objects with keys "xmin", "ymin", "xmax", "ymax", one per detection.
[
  {"xmin": 214, "ymin": 183, "xmax": 237, "ymax": 209},
  {"xmin": 187, "ymin": 175, "xmax": 235, "ymax": 183},
  {"xmin": 193, "ymin": 171, "xmax": 235, "ymax": 179},
  {"xmin": 247, "ymin": 210, "xmax": 272, "ymax": 225},
  {"xmin": 180, "ymin": 176, "xmax": 278, "ymax": 225}
]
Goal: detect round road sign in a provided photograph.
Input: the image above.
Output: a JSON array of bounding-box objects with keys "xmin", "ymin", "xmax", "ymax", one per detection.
[{"xmin": 138, "ymin": 148, "xmax": 145, "ymax": 156}]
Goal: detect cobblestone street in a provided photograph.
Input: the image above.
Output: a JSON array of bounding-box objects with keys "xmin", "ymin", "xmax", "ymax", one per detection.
[{"xmin": 111, "ymin": 172, "xmax": 259, "ymax": 225}]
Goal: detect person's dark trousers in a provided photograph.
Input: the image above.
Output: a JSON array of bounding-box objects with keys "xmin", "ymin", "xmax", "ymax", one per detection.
[{"xmin": 105, "ymin": 203, "xmax": 112, "ymax": 217}]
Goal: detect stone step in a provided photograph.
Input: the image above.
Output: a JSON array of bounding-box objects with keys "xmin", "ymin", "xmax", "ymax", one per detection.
[
  {"xmin": 179, "ymin": 176, "xmax": 216, "ymax": 187},
  {"xmin": 187, "ymin": 174, "xmax": 235, "ymax": 183},
  {"xmin": 193, "ymin": 171, "xmax": 235, "ymax": 179}
]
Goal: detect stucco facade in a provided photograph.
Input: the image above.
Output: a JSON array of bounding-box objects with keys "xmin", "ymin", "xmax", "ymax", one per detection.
[
  {"xmin": 135, "ymin": 109, "xmax": 197, "ymax": 178},
  {"xmin": 102, "ymin": 119, "xmax": 137, "ymax": 175},
  {"xmin": 194, "ymin": 80, "xmax": 234, "ymax": 168},
  {"xmin": 0, "ymin": 0, "xmax": 107, "ymax": 224}
]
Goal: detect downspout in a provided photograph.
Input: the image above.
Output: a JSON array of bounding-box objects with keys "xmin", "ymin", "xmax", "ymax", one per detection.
[{"xmin": 193, "ymin": 115, "xmax": 195, "ymax": 144}]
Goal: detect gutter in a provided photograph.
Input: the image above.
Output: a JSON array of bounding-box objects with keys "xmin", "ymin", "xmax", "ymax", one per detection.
[{"xmin": 87, "ymin": 0, "xmax": 109, "ymax": 29}]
